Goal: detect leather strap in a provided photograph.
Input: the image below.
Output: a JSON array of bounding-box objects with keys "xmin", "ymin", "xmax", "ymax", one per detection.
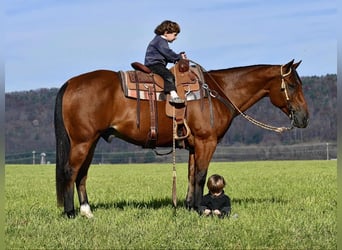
[
  {"xmin": 145, "ymin": 85, "xmax": 158, "ymax": 148},
  {"xmin": 134, "ymin": 71, "xmax": 140, "ymax": 128}
]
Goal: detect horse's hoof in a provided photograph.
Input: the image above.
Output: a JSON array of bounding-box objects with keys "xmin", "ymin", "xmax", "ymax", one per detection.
[
  {"xmin": 184, "ymin": 201, "xmax": 192, "ymax": 210},
  {"xmin": 65, "ymin": 210, "xmax": 76, "ymax": 219},
  {"xmin": 80, "ymin": 204, "xmax": 94, "ymax": 219}
]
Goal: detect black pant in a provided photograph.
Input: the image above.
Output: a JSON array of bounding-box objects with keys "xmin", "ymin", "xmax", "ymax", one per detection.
[{"xmin": 147, "ymin": 64, "xmax": 176, "ymax": 93}]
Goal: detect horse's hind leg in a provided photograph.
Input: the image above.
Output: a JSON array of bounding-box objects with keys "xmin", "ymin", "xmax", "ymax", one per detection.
[
  {"xmin": 76, "ymin": 169, "xmax": 92, "ymax": 218},
  {"xmin": 76, "ymin": 142, "xmax": 97, "ymax": 218},
  {"xmin": 63, "ymin": 164, "xmax": 76, "ymax": 218},
  {"xmin": 64, "ymin": 142, "xmax": 94, "ymax": 218}
]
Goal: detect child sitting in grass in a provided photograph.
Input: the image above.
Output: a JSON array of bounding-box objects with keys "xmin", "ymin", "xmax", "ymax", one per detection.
[{"xmin": 198, "ymin": 174, "xmax": 231, "ymax": 218}]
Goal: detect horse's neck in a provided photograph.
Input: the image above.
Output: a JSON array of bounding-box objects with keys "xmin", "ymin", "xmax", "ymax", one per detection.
[{"xmin": 210, "ymin": 66, "xmax": 277, "ymax": 112}]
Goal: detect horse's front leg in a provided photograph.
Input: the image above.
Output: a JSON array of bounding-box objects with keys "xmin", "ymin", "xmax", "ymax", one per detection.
[
  {"xmin": 193, "ymin": 167, "xmax": 208, "ymax": 210},
  {"xmin": 194, "ymin": 138, "xmax": 218, "ymax": 209},
  {"xmin": 186, "ymin": 148, "xmax": 195, "ymax": 209}
]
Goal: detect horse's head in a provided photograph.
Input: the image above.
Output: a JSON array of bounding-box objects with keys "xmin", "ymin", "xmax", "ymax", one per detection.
[{"xmin": 269, "ymin": 60, "xmax": 309, "ymax": 128}]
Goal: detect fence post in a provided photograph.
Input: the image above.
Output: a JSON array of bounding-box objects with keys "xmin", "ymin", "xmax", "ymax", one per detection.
[
  {"xmin": 32, "ymin": 150, "xmax": 36, "ymax": 164},
  {"xmin": 40, "ymin": 152, "xmax": 46, "ymax": 164}
]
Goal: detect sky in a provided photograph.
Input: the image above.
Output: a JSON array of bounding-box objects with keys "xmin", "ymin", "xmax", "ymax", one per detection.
[{"xmin": 5, "ymin": 0, "xmax": 336, "ymax": 92}]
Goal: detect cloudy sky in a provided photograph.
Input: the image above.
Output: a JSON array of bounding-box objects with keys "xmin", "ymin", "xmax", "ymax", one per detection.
[{"xmin": 5, "ymin": 0, "xmax": 336, "ymax": 92}]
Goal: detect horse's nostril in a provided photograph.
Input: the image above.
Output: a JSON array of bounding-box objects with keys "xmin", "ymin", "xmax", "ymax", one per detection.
[{"xmin": 304, "ymin": 118, "xmax": 309, "ymax": 127}]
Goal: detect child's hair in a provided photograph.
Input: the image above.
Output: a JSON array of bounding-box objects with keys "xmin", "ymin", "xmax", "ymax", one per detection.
[
  {"xmin": 207, "ymin": 174, "xmax": 226, "ymax": 193},
  {"xmin": 154, "ymin": 20, "xmax": 181, "ymax": 35}
]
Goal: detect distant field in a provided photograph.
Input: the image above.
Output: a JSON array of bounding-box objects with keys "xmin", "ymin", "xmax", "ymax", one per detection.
[{"xmin": 5, "ymin": 160, "xmax": 336, "ymax": 249}]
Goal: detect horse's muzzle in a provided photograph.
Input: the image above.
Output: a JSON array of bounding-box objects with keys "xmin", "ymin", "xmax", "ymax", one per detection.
[{"xmin": 292, "ymin": 110, "xmax": 309, "ymax": 128}]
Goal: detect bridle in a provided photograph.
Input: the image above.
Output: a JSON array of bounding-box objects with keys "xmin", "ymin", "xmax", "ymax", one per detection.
[
  {"xmin": 280, "ymin": 64, "xmax": 295, "ymax": 128},
  {"xmin": 280, "ymin": 65, "xmax": 292, "ymax": 101},
  {"xmin": 190, "ymin": 60, "xmax": 295, "ymax": 133}
]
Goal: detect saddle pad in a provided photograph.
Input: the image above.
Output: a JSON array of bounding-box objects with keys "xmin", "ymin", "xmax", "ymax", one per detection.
[{"xmin": 120, "ymin": 71, "xmax": 165, "ymax": 100}]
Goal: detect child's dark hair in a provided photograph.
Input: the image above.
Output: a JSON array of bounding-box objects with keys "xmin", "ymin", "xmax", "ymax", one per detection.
[
  {"xmin": 207, "ymin": 174, "xmax": 226, "ymax": 193},
  {"xmin": 154, "ymin": 20, "xmax": 181, "ymax": 35}
]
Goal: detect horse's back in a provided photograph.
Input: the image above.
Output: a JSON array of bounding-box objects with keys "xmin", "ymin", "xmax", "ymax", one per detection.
[
  {"xmin": 67, "ymin": 69, "xmax": 119, "ymax": 87},
  {"xmin": 61, "ymin": 69, "xmax": 124, "ymax": 140},
  {"xmin": 63, "ymin": 69, "xmax": 121, "ymax": 103}
]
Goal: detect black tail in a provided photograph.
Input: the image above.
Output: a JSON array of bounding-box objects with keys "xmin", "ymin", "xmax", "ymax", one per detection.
[{"xmin": 54, "ymin": 82, "xmax": 71, "ymax": 207}]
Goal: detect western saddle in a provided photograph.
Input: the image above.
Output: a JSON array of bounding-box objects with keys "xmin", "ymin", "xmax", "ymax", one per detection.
[{"xmin": 119, "ymin": 59, "xmax": 205, "ymax": 148}]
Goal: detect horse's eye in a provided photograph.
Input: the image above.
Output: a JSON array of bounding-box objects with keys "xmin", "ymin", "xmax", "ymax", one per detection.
[{"xmin": 288, "ymin": 82, "xmax": 296, "ymax": 89}]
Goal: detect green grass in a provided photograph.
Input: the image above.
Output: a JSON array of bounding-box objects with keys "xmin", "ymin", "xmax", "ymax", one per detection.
[{"xmin": 5, "ymin": 160, "xmax": 336, "ymax": 249}]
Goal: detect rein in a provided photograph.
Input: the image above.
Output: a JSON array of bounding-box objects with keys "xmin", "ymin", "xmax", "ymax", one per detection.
[
  {"xmin": 172, "ymin": 106, "xmax": 177, "ymax": 207},
  {"xmin": 189, "ymin": 60, "xmax": 294, "ymax": 133}
]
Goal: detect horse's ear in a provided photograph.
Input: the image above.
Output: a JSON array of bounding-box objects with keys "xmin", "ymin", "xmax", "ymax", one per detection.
[
  {"xmin": 293, "ymin": 60, "xmax": 302, "ymax": 69},
  {"xmin": 283, "ymin": 59, "xmax": 294, "ymax": 72},
  {"xmin": 287, "ymin": 59, "xmax": 295, "ymax": 66}
]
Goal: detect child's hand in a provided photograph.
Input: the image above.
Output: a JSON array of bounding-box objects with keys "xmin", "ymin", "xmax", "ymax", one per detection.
[
  {"xmin": 204, "ymin": 209, "xmax": 211, "ymax": 215},
  {"xmin": 213, "ymin": 209, "xmax": 221, "ymax": 216},
  {"xmin": 181, "ymin": 52, "xmax": 187, "ymax": 59}
]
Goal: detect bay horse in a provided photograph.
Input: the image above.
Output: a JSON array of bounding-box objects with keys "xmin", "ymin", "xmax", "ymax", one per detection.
[{"xmin": 55, "ymin": 59, "xmax": 308, "ymax": 218}]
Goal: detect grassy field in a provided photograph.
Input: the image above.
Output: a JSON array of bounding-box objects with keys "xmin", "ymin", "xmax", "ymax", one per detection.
[{"xmin": 5, "ymin": 160, "xmax": 336, "ymax": 249}]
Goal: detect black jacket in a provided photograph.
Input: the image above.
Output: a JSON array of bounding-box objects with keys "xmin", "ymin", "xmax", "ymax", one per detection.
[
  {"xmin": 144, "ymin": 35, "xmax": 182, "ymax": 67},
  {"xmin": 199, "ymin": 191, "xmax": 231, "ymax": 218}
]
